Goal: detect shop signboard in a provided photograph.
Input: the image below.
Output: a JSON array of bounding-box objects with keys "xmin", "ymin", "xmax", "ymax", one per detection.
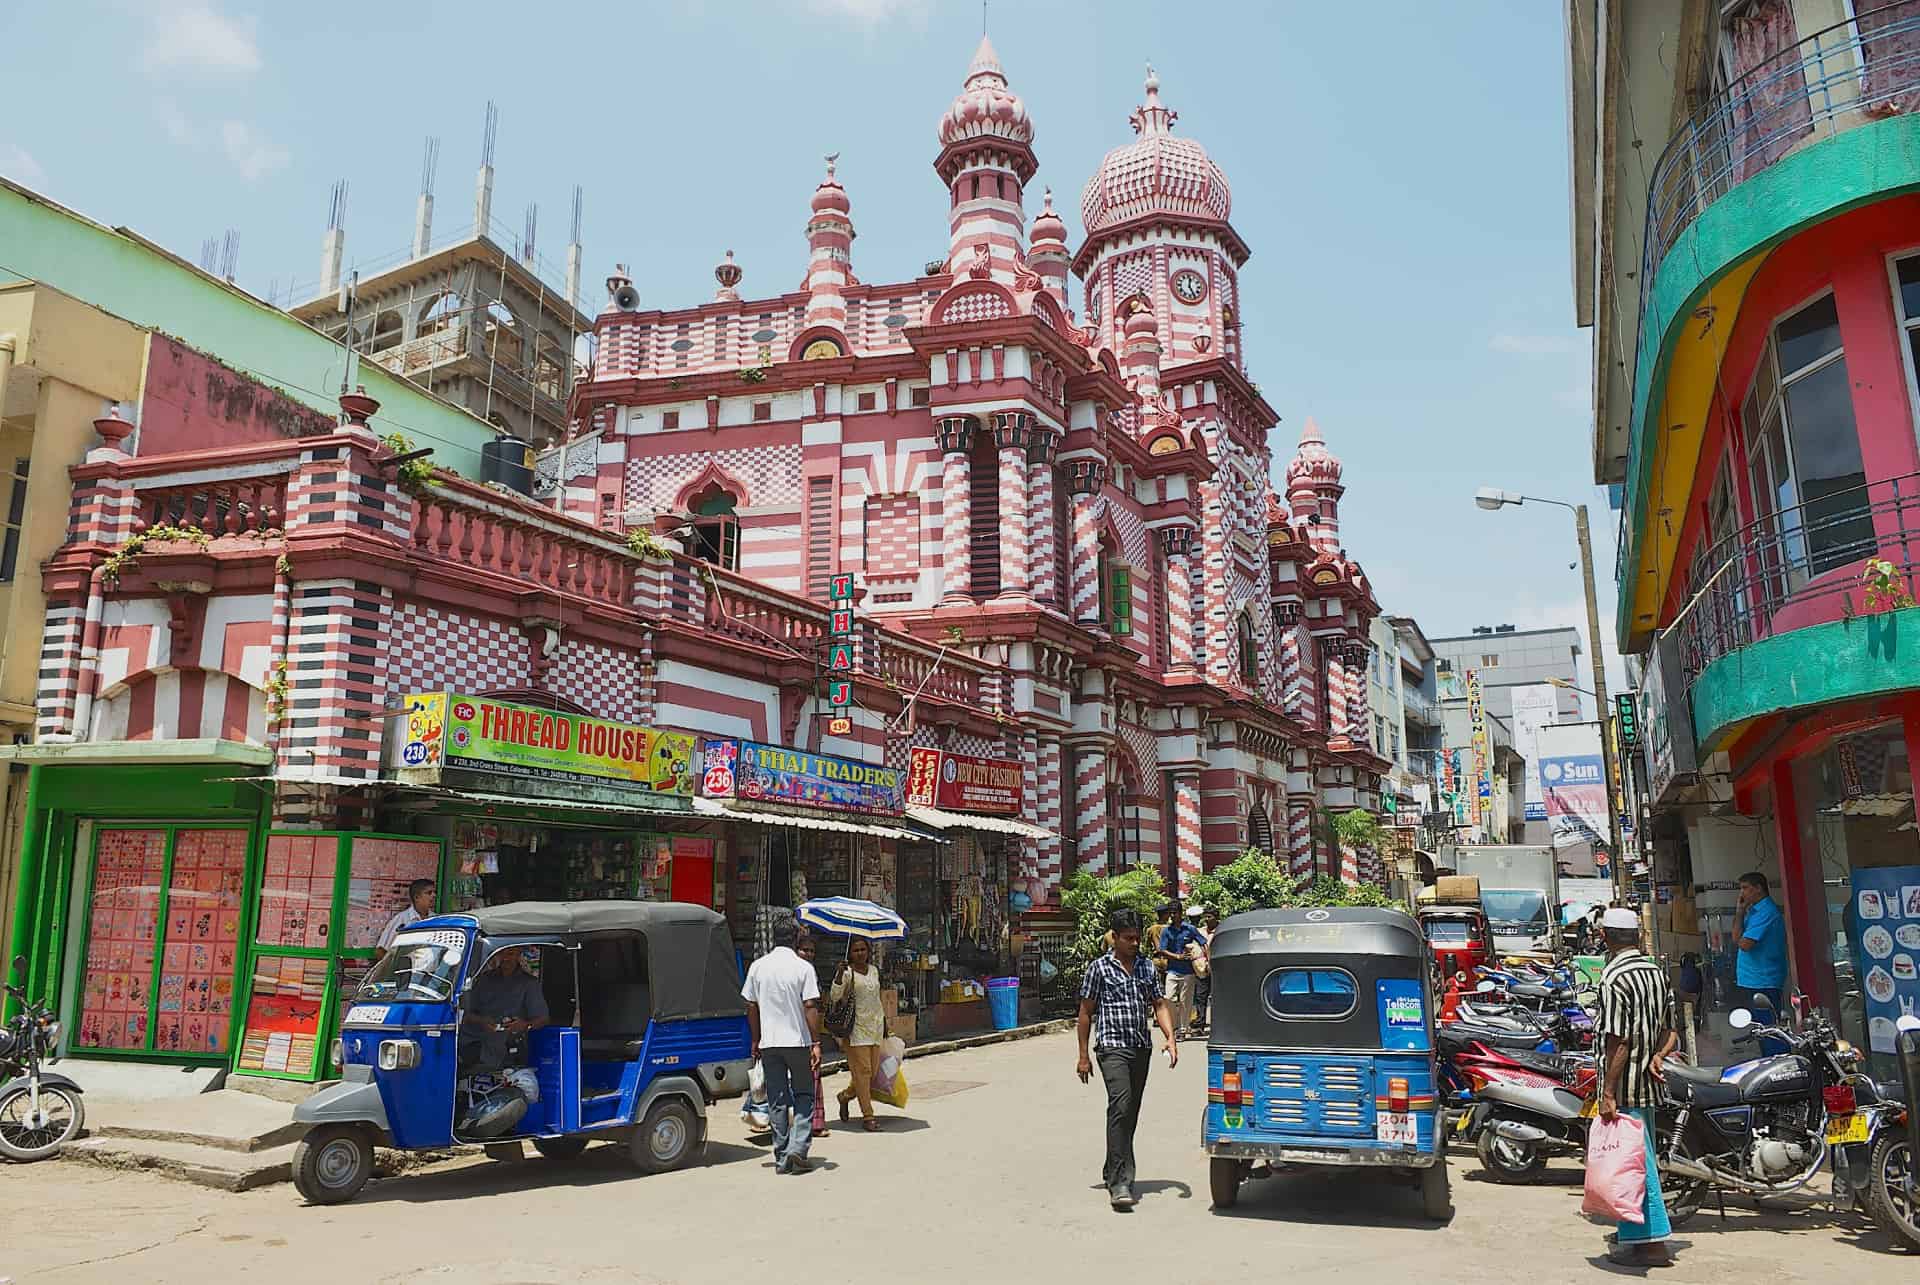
[
  {"xmin": 904, "ymin": 747, "xmax": 1025, "ymax": 815},
  {"xmin": 1642, "ymin": 629, "xmax": 1698, "ymax": 805},
  {"xmin": 702, "ymin": 739, "xmax": 904, "ymax": 815},
  {"xmin": 1849, "ymin": 865, "xmax": 1920, "ymax": 1055},
  {"xmin": 1510, "ymin": 683, "xmax": 1558, "ymax": 823},
  {"xmin": 1538, "ymin": 722, "xmax": 1608, "ymax": 852},
  {"xmin": 396, "ymin": 691, "xmax": 695, "ymax": 798}
]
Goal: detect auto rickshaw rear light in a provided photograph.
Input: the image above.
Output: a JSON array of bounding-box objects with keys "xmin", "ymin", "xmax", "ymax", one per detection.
[
  {"xmin": 1222, "ymin": 1071, "xmax": 1243, "ymax": 1108},
  {"xmin": 1824, "ymin": 1084, "xmax": 1857, "ymax": 1115},
  {"xmin": 1388, "ymin": 1078, "xmax": 1410, "ymax": 1113},
  {"xmin": 330, "ymin": 1037, "xmax": 344, "ymax": 1069},
  {"xmin": 378, "ymin": 1039, "xmax": 420, "ymax": 1071}
]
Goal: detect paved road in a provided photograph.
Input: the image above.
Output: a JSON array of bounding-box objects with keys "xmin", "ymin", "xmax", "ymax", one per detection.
[{"xmin": 3, "ymin": 1032, "xmax": 1912, "ymax": 1283}]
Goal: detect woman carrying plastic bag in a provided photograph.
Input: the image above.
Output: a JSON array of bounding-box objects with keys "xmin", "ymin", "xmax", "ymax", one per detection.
[{"xmin": 870, "ymin": 1035, "xmax": 909, "ymax": 1110}]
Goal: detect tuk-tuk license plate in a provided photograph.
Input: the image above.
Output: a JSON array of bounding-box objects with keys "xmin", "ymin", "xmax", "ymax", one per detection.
[
  {"xmin": 1376, "ymin": 1112, "xmax": 1418, "ymax": 1146},
  {"xmin": 1826, "ymin": 1112, "xmax": 1870, "ymax": 1145},
  {"xmin": 1579, "ymin": 1098, "xmax": 1599, "ymax": 1120}
]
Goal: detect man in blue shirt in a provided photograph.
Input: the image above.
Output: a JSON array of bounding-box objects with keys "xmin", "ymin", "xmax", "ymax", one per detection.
[
  {"xmin": 1155, "ymin": 901, "xmax": 1205, "ymax": 1038},
  {"xmin": 1735, "ymin": 871, "xmax": 1788, "ymax": 1012}
]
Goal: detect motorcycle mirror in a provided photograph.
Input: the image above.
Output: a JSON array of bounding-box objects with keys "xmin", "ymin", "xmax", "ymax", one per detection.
[
  {"xmin": 1897, "ymin": 1015, "xmax": 1920, "ymax": 1034},
  {"xmin": 1750, "ymin": 991, "xmax": 1776, "ymax": 1012},
  {"xmin": 1476, "ymin": 980, "xmax": 1496, "ymax": 993},
  {"xmin": 1729, "ymin": 1007, "xmax": 1753, "ymax": 1030}
]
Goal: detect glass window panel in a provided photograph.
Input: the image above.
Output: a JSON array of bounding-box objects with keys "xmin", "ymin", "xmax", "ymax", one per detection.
[
  {"xmin": 1782, "ymin": 358, "xmax": 1872, "ymax": 572},
  {"xmin": 1262, "ymin": 968, "xmax": 1357, "ymax": 1019},
  {"xmin": 1898, "ymin": 256, "xmax": 1920, "ymax": 322},
  {"xmin": 1776, "ymin": 295, "xmax": 1843, "ymax": 375}
]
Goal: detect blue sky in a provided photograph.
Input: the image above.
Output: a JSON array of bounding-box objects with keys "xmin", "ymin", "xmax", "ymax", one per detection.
[{"xmin": 0, "ymin": 0, "xmax": 1620, "ymax": 689}]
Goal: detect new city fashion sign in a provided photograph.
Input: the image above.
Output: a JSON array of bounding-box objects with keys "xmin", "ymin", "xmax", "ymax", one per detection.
[
  {"xmin": 399, "ymin": 692, "xmax": 695, "ymax": 795},
  {"xmin": 904, "ymin": 747, "xmax": 1025, "ymax": 815},
  {"xmin": 701, "ymin": 739, "xmax": 904, "ymax": 816}
]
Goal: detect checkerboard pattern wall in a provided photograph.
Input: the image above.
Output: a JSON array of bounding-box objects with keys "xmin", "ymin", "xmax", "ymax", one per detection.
[
  {"xmin": 625, "ymin": 444, "xmax": 803, "ymax": 512},
  {"xmin": 862, "ymin": 495, "xmax": 921, "ymax": 577},
  {"xmin": 387, "ymin": 604, "xmax": 531, "ymax": 696},
  {"xmin": 543, "ymin": 639, "xmax": 643, "ymax": 723}
]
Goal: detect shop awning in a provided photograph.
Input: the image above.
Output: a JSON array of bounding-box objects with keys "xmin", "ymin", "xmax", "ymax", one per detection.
[
  {"xmin": 691, "ymin": 796, "xmax": 936, "ymax": 843},
  {"xmin": 904, "ymin": 804, "xmax": 1056, "ymax": 841},
  {"xmin": 0, "ymin": 738, "xmax": 274, "ymax": 767},
  {"xmin": 394, "ymin": 785, "xmax": 696, "ymax": 821}
]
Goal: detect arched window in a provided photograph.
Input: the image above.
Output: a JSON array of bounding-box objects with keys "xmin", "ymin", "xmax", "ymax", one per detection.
[
  {"xmin": 1236, "ymin": 611, "xmax": 1259, "ymax": 685},
  {"xmin": 687, "ymin": 485, "xmax": 739, "ymax": 570},
  {"xmin": 1248, "ymin": 804, "xmax": 1275, "ymax": 856}
]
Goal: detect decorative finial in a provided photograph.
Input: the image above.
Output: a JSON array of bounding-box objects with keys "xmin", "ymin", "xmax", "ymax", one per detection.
[
  {"xmin": 1145, "ymin": 62, "xmax": 1158, "ymax": 94},
  {"xmin": 824, "ymin": 152, "xmax": 839, "ymax": 181},
  {"xmin": 1042, "ymin": 186, "xmax": 1054, "ymax": 211}
]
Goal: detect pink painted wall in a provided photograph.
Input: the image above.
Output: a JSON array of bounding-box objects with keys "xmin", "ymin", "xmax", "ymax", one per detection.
[{"xmin": 138, "ymin": 336, "xmax": 334, "ymax": 456}]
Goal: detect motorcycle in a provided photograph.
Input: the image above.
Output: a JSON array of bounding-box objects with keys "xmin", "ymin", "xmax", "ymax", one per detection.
[
  {"xmin": 1657, "ymin": 1003, "xmax": 1853, "ymax": 1225},
  {"xmin": 1, "ymin": 953, "xmax": 86, "ymax": 1161},
  {"xmin": 1835, "ymin": 1013, "xmax": 1920, "ymax": 1253},
  {"xmin": 1457, "ymin": 1048, "xmax": 1600, "ymax": 1182}
]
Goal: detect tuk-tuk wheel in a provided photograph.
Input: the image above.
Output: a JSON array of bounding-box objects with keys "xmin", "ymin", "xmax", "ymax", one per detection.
[
  {"xmin": 293, "ymin": 1124, "xmax": 374, "ymax": 1205},
  {"xmin": 1208, "ymin": 1156, "xmax": 1243, "ymax": 1209},
  {"xmin": 531, "ymin": 1135, "xmax": 590, "ymax": 1161},
  {"xmin": 1421, "ymin": 1137, "xmax": 1454, "ymax": 1221},
  {"xmin": 631, "ymin": 1099, "xmax": 702, "ymax": 1174}
]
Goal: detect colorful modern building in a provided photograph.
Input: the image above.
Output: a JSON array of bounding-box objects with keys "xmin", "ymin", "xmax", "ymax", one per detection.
[
  {"xmin": 1570, "ymin": 0, "xmax": 1920, "ymax": 1059},
  {"xmin": 2, "ymin": 37, "xmax": 1403, "ymax": 1075}
]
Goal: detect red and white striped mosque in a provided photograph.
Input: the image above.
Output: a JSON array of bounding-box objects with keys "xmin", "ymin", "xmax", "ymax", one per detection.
[{"xmin": 548, "ymin": 36, "xmax": 1393, "ymax": 894}]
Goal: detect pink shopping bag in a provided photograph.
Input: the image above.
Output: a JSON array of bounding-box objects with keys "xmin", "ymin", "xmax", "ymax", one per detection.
[{"xmin": 1582, "ymin": 1113, "xmax": 1648, "ymax": 1222}]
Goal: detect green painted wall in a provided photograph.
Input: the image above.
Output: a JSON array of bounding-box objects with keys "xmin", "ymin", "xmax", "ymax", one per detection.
[
  {"xmin": 1620, "ymin": 115, "xmax": 1920, "ymax": 639},
  {"xmin": 1690, "ymin": 606, "xmax": 1920, "ymax": 751},
  {"xmin": 0, "ymin": 181, "xmax": 496, "ymax": 477}
]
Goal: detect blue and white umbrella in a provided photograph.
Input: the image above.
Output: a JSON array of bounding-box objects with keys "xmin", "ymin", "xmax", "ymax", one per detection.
[{"xmin": 795, "ymin": 896, "xmax": 906, "ymax": 941}]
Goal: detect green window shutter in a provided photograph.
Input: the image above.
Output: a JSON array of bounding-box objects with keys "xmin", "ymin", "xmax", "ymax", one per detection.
[{"xmin": 1109, "ymin": 566, "xmax": 1132, "ymax": 636}]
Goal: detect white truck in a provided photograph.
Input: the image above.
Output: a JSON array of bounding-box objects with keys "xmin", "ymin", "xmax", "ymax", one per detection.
[{"xmin": 1447, "ymin": 845, "xmax": 1559, "ymax": 956}]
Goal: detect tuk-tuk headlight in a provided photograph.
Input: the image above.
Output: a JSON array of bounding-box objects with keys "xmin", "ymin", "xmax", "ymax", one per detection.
[
  {"xmin": 330, "ymin": 1037, "xmax": 344, "ymax": 1069},
  {"xmin": 378, "ymin": 1039, "xmax": 421, "ymax": 1071}
]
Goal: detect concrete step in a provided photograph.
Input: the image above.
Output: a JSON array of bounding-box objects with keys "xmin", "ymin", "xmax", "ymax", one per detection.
[
  {"xmin": 89, "ymin": 1088, "xmax": 306, "ymax": 1153},
  {"xmin": 61, "ymin": 1134, "xmax": 297, "ymax": 1192}
]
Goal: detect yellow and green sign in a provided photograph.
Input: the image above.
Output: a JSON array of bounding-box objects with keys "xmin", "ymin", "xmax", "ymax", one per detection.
[{"xmin": 399, "ymin": 691, "xmax": 695, "ymax": 795}]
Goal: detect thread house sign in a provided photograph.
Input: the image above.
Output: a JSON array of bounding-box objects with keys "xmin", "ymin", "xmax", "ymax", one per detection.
[
  {"xmin": 904, "ymin": 748, "xmax": 1025, "ymax": 815},
  {"xmin": 702, "ymin": 739, "xmax": 904, "ymax": 815},
  {"xmin": 395, "ymin": 692, "xmax": 696, "ymax": 800}
]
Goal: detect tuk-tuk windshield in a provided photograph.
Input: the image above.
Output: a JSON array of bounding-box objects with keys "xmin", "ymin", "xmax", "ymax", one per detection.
[
  {"xmin": 357, "ymin": 932, "xmax": 468, "ymax": 1003},
  {"xmin": 1422, "ymin": 919, "xmax": 1473, "ymax": 945}
]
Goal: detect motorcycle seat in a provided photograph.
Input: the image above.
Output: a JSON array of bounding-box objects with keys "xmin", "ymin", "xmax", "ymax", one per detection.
[{"xmin": 1663, "ymin": 1062, "xmax": 1742, "ymax": 1108}]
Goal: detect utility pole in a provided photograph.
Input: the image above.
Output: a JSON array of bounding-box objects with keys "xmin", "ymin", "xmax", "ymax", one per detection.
[{"xmin": 1573, "ymin": 503, "xmax": 1626, "ymax": 902}]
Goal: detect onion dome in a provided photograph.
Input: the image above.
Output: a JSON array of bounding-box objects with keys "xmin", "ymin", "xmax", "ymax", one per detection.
[
  {"xmin": 1286, "ymin": 416, "xmax": 1343, "ymax": 487},
  {"xmin": 811, "ymin": 153, "xmax": 850, "ymax": 214},
  {"xmin": 1081, "ymin": 65, "xmax": 1231, "ymax": 234},
  {"xmin": 937, "ymin": 35, "xmax": 1033, "ymax": 151},
  {"xmin": 1031, "ymin": 187, "xmax": 1067, "ymax": 248}
]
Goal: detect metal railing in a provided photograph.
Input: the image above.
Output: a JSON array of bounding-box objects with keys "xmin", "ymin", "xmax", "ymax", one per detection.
[
  {"xmin": 1676, "ymin": 470, "xmax": 1920, "ymax": 683},
  {"xmin": 1640, "ymin": 2, "xmax": 1920, "ymax": 330},
  {"xmin": 1401, "ymin": 688, "xmax": 1440, "ymax": 727}
]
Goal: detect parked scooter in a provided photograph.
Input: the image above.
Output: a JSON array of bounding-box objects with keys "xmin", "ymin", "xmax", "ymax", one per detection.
[
  {"xmin": 0, "ymin": 954, "xmax": 86, "ymax": 1161},
  {"xmin": 1831, "ymin": 1013, "xmax": 1920, "ymax": 1252},
  {"xmin": 1458, "ymin": 1050, "xmax": 1600, "ymax": 1182}
]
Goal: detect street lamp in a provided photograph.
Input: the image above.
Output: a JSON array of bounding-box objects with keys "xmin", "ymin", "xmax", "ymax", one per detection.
[{"xmin": 1473, "ymin": 487, "xmax": 1625, "ymax": 898}]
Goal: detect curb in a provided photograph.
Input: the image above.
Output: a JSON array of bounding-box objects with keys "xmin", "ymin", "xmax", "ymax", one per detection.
[{"xmin": 822, "ymin": 1018, "xmax": 1073, "ymax": 1074}]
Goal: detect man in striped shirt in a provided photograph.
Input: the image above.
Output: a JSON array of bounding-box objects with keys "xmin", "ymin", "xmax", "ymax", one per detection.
[{"xmin": 1596, "ymin": 906, "xmax": 1679, "ymax": 1267}]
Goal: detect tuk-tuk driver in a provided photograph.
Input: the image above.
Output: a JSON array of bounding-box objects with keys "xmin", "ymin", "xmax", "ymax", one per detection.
[{"xmin": 460, "ymin": 946, "xmax": 551, "ymax": 1070}]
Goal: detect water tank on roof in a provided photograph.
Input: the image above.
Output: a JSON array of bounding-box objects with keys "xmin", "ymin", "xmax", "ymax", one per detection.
[{"xmin": 482, "ymin": 434, "xmax": 534, "ymax": 495}]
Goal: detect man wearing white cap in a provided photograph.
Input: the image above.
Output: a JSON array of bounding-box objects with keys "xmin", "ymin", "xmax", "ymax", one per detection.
[{"xmin": 1595, "ymin": 907, "xmax": 1678, "ymax": 1267}]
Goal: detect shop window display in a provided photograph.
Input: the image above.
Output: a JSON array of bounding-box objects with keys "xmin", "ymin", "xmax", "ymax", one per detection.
[
  {"xmin": 1791, "ymin": 722, "xmax": 1920, "ymax": 1071},
  {"xmin": 77, "ymin": 826, "xmax": 248, "ymax": 1057},
  {"xmin": 445, "ymin": 819, "xmax": 712, "ymax": 911}
]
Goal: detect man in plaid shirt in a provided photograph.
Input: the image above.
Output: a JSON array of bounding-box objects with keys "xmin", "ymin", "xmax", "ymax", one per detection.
[{"xmin": 1077, "ymin": 908, "xmax": 1178, "ymax": 1210}]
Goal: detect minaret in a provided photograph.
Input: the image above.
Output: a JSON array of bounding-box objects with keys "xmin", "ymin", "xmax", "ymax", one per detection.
[
  {"xmin": 1122, "ymin": 306, "xmax": 1162, "ymax": 414},
  {"xmin": 934, "ymin": 34, "xmax": 1036, "ymax": 286},
  {"xmin": 1028, "ymin": 188, "xmax": 1070, "ymax": 306},
  {"xmin": 1286, "ymin": 418, "xmax": 1345, "ymax": 554},
  {"xmin": 803, "ymin": 154, "xmax": 854, "ymax": 342}
]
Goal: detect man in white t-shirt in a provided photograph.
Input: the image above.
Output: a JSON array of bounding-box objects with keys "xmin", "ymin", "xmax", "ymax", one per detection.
[
  {"xmin": 377, "ymin": 880, "xmax": 438, "ymax": 949},
  {"xmin": 741, "ymin": 918, "xmax": 822, "ymax": 1174}
]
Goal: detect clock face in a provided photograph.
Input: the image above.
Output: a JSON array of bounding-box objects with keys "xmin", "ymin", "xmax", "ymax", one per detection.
[{"xmin": 1172, "ymin": 269, "xmax": 1208, "ymax": 305}]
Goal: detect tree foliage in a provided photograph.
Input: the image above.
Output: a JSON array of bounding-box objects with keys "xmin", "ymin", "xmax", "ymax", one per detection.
[
  {"xmin": 1189, "ymin": 847, "xmax": 1398, "ymax": 918},
  {"xmin": 1058, "ymin": 866, "xmax": 1167, "ymax": 994}
]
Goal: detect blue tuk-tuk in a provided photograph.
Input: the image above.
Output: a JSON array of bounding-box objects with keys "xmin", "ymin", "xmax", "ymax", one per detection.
[
  {"xmin": 292, "ymin": 900, "xmax": 750, "ymax": 1204},
  {"xmin": 1203, "ymin": 907, "xmax": 1452, "ymax": 1219}
]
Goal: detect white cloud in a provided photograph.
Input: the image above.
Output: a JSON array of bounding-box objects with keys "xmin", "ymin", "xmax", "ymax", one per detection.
[
  {"xmin": 141, "ymin": 3, "xmax": 261, "ymax": 75},
  {"xmin": 1490, "ymin": 332, "xmax": 1581, "ymax": 356},
  {"xmin": 0, "ymin": 143, "xmax": 45, "ymax": 187},
  {"xmin": 802, "ymin": 0, "xmax": 932, "ymax": 25},
  {"xmin": 156, "ymin": 97, "xmax": 198, "ymax": 146},
  {"xmin": 220, "ymin": 120, "xmax": 288, "ymax": 181}
]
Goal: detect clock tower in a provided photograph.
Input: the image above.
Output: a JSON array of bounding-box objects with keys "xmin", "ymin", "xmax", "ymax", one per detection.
[{"xmin": 1075, "ymin": 67, "xmax": 1248, "ymax": 374}]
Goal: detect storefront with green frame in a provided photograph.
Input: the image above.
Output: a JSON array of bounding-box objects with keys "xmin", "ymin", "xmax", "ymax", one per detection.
[{"xmin": 1, "ymin": 741, "xmax": 273, "ymax": 1065}]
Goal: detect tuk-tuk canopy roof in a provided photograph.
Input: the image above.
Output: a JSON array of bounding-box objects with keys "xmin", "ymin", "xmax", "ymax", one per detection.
[
  {"xmin": 1209, "ymin": 907, "xmax": 1425, "ymax": 962},
  {"xmin": 436, "ymin": 901, "xmax": 745, "ymax": 1022}
]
